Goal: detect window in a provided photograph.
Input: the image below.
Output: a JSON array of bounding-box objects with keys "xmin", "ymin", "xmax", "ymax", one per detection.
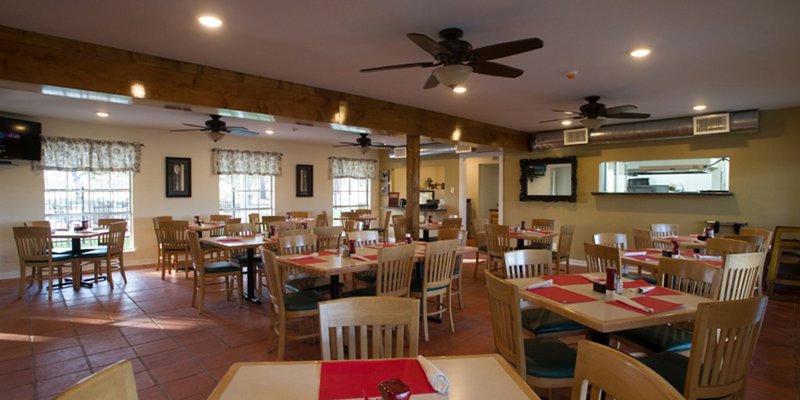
[
  {"xmin": 219, "ymin": 174, "xmax": 275, "ymax": 220},
  {"xmin": 332, "ymin": 177, "xmax": 370, "ymax": 224},
  {"xmin": 44, "ymin": 170, "xmax": 133, "ymax": 249}
]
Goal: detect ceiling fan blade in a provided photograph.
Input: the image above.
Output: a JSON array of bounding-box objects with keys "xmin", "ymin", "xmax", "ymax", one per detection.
[
  {"xmin": 470, "ymin": 61, "xmax": 523, "ymax": 78},
  {"xmin": 539, "ymin": 117, "xmax": 581, "ymax": 123},
  {"xmin": 604, "ymin": 105, "xmax": 638, "ymax": 115},
  {"xmin": 423, "ymin": 73, "xmax": 439, "ymax": 89},
  {"xmin": 170, "ymin": 128, "xmax": 205, "ymax": 132},
  {"xmin": 407, "ymin": 33, "xmax": 452, "ymax": 57},
  {"xmin": 552, "ymin": 109, "xmax": 583, "ymax": 115},
  {"xmin": 369, "ymin": 144, "xmax": 396, "ymax": 149},
  {"xmin": 471, "ymin": 38, "xmax": 543, "ymax": 61},
  {"xmin": 181, "ymin": 123, "xmax": 206, "ymax": 128},
  {"xmin": 228, "ymin": 128, "xmax": 259, "ymax": 136},
  {"xmin": 335, "ymin": 143, "xmax": 358, "ymax": 147},
  {"xmin": 360, "ymin": 61, "xmax": 437, "ymax": 73},
  {"xmin": 607, "ymin": 112, "xmax": 651, "ymax": 119}
]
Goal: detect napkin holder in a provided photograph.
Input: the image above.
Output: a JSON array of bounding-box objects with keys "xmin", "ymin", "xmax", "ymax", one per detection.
[
  {"xmin": 592, "ymin": 281, "xmax": 605, "ymax": 293},
  {"xmin": 378, "ymin": 378, "xmax": 410, "ymax": 400}
]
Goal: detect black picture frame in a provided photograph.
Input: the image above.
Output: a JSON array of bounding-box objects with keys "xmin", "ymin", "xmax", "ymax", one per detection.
[
  {"xmin": 296, "ymin": 164, "xmax": 313, "ymax": 197},
  {"xmin": 519, "ymin": 156, "xmax": 577, "ymax": 203},
  {"xmin": 166, "ymin": 157, "xmax": 192, "ymax": 198}
]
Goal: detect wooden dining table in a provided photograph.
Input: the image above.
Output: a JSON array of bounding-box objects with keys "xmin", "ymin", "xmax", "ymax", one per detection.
[
  {"xmin": 509, "ymin": 229, "xmax": 558, "ymax": 249},
  {"xmin": 208, "ymin": 354, "xmax": 540, "ymax": 400},
  {"xmin": 277, "ymin": 242, "xmax": 477, "ymax": 299},
  {"xmin": 621, "ymin": 248, "xmax": 723, "ymax": 274},
  {"xmin": 187, "ymin": 222, "xmax": 225, "ymax": 237},
  {"xmin": 653, "ymin": 234, "xmax": 707, "ymax": 250},
  {"xmin": 510, "ymin": 272, "xmax": 714, "ymax": 344},
  {"xmin": 201, "ymin": 235, "xmax": 277, "ymax": 303},
  {"xmin": 51, "ymin": 228, "xmax": 109, "ymax": 289}
]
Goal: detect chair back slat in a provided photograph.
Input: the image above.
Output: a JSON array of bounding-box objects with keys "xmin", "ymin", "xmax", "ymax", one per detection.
[
  {"xmin": 441, "ymin": 217, "xmax": 462, "ymax": 229},
  {"xmin": 315, "ymin": 212, "xmax": 330, "ymax": 227},
  {"xmin": 593, "ymin": 233, "xmax": 628, "ymax": 250},
  {"xmin": 718, "ymin": 252, "xmax": 765, "ymax": 300},
  {"xmin": 314, "ymin": 226, "xmax": 343, "ymax": 250},
  {"xmin": 423, "ymin": 239, "xmax": 457, "ymax": 290},
  {"xmin": 632, "ymin": 228, "xmax": 656, "ymax": 249},
  {"xmin": 375, "ymin": 244, "xmax": 415, "ymax": 297},
  {"xmin": 650, "ymin": 224, "xmax": 679, "ymax": 238},
  {"xmin": 225, "ymin": 223, "xmax": 257, "ymax": 237},
  {"xmin": 584, "ymin": 242, "xmax": 622, "ymax": 273},
  {"xmin": 343, "ymin": 219, "xmax": 363, "ymax": 232},
  {"xmin": 504, "ymin": 249, "xmax": 552, "ymax": 279},
  {"xmin": 156, "ymin": 220, "xmax": 189, "ymax": 249},
  {"xmin": 657, "ymin": 257, "xmax": 720, "ymax": 298},
  {"xmin": 391, "ymin": 215, "xmax": 407, "ymax": 241},
  {"xmin": 260, "ymin": 249, "xmax": 287, "ymax": 314},
  {"xmin": 106, "ymin": 222, "xmax": 127, "ymax": 256},
  {"xmin": 13, "ymin": 226, "xmax": 53, "ymax": 263},
  {"xmin": 485, "ymin": 273, "xmax": 526, "ymax": 378},
  {"xmin": 705, "ymin": 237, "xmax": 757, "ymax": 258},
  {"xmin": 347, "ymin": 230, "xmax": 380, "ymax": 248},
  {"xmin": 528, "ymin": 218, "xmax": 555, "ymax": 248},
  {"xmin": 739, "ymin": 227, "xmax": 773, "ymax": 251},
  {"xmin": 278, "ymin": 234, "xmax": 318, "ymax": 255}
]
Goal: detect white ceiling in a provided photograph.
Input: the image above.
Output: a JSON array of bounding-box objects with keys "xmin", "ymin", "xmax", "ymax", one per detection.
[{"xmin": 0, "ymin": 0, "xmax": 799, "ymax": 143}]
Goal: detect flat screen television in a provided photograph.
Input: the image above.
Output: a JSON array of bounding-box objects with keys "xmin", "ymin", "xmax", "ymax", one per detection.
[{"xmin": 0, "ymin": 116, "xmax": 42, "ymax": 161}]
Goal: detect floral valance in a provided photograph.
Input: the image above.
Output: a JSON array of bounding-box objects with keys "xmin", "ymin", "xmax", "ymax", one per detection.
[
  {"xmin": 38, "ymin": 136, "xmax": 142, "ymax": 172},
  {"xmin": 212, "ymin": 148, "xmax": 282, "ymax": 176},
  {"xmin": 329, "ymin": 157, "xmax": 377, "ymax": 179}
]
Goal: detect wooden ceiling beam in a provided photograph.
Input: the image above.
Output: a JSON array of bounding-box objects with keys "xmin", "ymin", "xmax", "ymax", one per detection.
[{"xmin": 0, "ymin": 26, "xmax": 530, "ymax": 151}]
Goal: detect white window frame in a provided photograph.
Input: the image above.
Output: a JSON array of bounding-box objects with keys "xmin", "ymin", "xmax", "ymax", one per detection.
[
  {"xmin": 332, "ymin": 177, "xmax": 371, "ymax": 225},
  {"xmin": 219, "ymin": 174, "xmax": 276, "ymax": 220}
]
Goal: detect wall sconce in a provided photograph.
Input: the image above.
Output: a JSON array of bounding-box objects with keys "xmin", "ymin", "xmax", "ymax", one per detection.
[{"xmin": 425, "ymin": 177, "xmax": 445, "ymax": 190}]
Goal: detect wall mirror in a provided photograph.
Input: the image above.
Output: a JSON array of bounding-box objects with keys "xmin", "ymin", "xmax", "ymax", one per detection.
[
  {"xmin": 519, "ymin": 156, "xmax": 577, "ymax": 202},
  {"xmin": 598, "ymin": 157, "xmax": 730, "ymax": 194}
]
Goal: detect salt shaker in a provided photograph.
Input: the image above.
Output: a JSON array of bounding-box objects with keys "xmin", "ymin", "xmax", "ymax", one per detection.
[{"xmin": 404, "ymin": 233, "xmax": 412, "ymax": 244}]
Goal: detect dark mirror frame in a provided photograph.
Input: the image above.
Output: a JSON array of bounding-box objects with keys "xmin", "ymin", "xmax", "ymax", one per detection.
[{"xmin": 519, "ymin": 156, "xmax": 577, "ymax": 202}]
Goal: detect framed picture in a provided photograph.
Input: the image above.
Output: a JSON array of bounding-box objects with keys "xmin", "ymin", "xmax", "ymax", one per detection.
[
  {"xmin": 166, "ymin": 157, "xmax": 191, "ymax": 197},
  {"xmin": 296, "ymin": 164, "xmax": 313, "ymax": 197}
]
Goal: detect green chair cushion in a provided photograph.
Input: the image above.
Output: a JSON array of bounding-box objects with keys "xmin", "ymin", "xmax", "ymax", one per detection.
[
  {"xmin": 639, "ymin": 351, "xmax": 689, "ymax": 394},
  {"xmin": 353, "ymin": 270, "xmax": 376, "ymax": 284},
  {"xmin": 523, "ymin": 338, "xmax": 577, "ymax": 379},
  {"xmin": 478, "ymin": 245, "xmax": 487, "ymax": 252},
  {"xmin": 285, "ymin": 276, "xmax": 331, "ymax": 293},
  {"xmin": 52, "ymin": 253, "xmax": 76, "ymax": 262},
  {"xmin": 622, "ymin": 273, "xmax": 657, "ymax": 284},
  {"xmin": 342, "ymin": 286, "xmax": 377, "ymax": 297},
  {"xmin": 615, "ymin": 325, "xmax": 693, "ymax": 353},
  {"xmin": 205, "ymin": 261, "xmax": 241, "ymax": 274},
  {"xmin": 284, "ymin": 291, "xmax": 324, "ymax": 311},
  {"xmin": 410, "ymin": 278, "xmax": 448, "ymax": 293},
  {"xmin": 521, "ymin": 308, "xmax": 585, "ymax": 335},
  {"xmin": 79, "ymin": 248, "xmax": 108, "ymax": 258}
]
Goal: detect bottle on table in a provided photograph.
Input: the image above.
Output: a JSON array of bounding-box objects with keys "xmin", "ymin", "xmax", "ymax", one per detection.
[{"xmin": 404, "ymin": 233, "xmax": 412, "ymax": 244}]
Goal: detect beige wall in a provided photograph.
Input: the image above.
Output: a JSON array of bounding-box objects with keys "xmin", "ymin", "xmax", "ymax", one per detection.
[
  {"xmin": 382, "ymin": 154, "xmax": 461, "ymax": 219},
  {"xmin": 503, "ymin": 106, "xmax": 800, "ymax": 260},
  {"xmin": 0, "ymin": 117, "xmax": 378, "ymax": 279}
]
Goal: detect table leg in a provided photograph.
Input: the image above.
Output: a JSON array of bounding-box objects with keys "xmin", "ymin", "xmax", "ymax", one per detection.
[
  {"xmin": 72, "ymin": 238, "xmax": 82, "ymax": 290},
  {"xmin": 587, "ymin": 329, "xmax": 610, "ymax": 345},
  {"xmin": 244, "ymin": 248, "xmax": 260, "ymax": 303},
  {"xmin": 423, "ymin": 230, "xmax": 430, "ymax": 242},
  {"xmin": 516, "ymin": 238, "xmax": 525, "ymax": 249},
  {"xmin": 330, "ymin": 275, "xmax": 341, "ymax": 299}
]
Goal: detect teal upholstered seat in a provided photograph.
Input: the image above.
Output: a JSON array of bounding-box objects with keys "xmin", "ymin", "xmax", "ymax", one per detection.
[
  {"xmin": 622, "ymin": 273, "xmax": 657, "ymax": 284},
  {"xmin": 52, "ymin": 252, "xmax": 76, "ymax": 262},
  {"xmin": 284, "ymin": 291, "xmax": 324, "ymax": 311},
  {"xmin": 523, "ymin": 338, "xmax": 577, "ymax": 378},
  {"xmin": 410, "ymin": 278, "xmax": 448, "ymax": 293},
  {"xmin": 352, "ymin": 270, "xmax": 376, "ymax": 285},
  {"xmin": 615, "ymin": 324, "xmax": 693, "ymax": 352},
  {"xmin": 285, "ymin": 276, "xmax": 332, "ymax": 293},
  {"xmin": 521, "ymin": 308, "xmax": 585, "ymax": 335},
  {"xmin": 639, "ymin": 351, "xmax": 689, "ymax": 394},
  {"xmin": 203, "ymin": 261, "xmax": 241, "ymax": 274},
  {"xmin": 342, "ymin": 286, "xmax": 376, "ymax": 297}
]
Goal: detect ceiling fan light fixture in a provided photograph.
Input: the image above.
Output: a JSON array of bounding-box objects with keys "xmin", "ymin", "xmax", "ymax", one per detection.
[
  {"xmin": 433, "ymin": 64, "xmax": 472, "ymax": 88},
  {"xmin": 630, "ymin": 48, "xmax": 651, "ymax": 58},
  {"xmin": 561, "ymin": 120, "xmax": 573, "ymax": 126},
  {"xmin": 452, "ymin": 85, "xmax": 467, "ymax": 94},
  {"xmin": 208, "ymin": 131, "xmax": 225, "ymax": 142},
  {"xmin": 580, "ymin": 118, "xmax": 605, "ymax": 131},
  {"xmin": 359, "ymin": 146, "xmax": 370, "ymax": 155}
]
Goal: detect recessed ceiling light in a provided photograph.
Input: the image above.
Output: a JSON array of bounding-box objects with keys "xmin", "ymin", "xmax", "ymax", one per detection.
[
  {"xmin": 96, "ymin": 112, "xmax": 109, "ymax": 118},
  {"xmin": 630, "ymin": 48, "xmax": 651, "ymax": 58},
  {"xmin": 265, "ymin": 129, "xmax": 274, "ymax": 135},
  {"xmin": 198, "ymin": 15, "xmax": 222, "ymax": 28},
  {"xmin": 130, "ymin": 83, "xmax": 146, "ymax": 99},
  {"xmin": 693, "ymin": 105, "xmax": 707, "ymax": 111},
  {"xmin": 561, "ymin": 120, "xmax": 573, "ymax": 126},
  {"xmin": 452, "ymin": 86, "xmax": 467, "ymax": 94}
]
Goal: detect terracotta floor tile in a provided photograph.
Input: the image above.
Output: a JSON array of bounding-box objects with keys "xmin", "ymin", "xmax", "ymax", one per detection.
[
  {"xmin": 34, "ymin": 356, "xmax": 90, "ymax": 381},
  {"xmin": 161, "ymin": 373, "xmax": 217, "ymax": 399},
  {"xmin": 86, "ymin": 346, "xmax": 138, "ymax": 370},
  {"xmin": 0, "ymin": 369, "xmax": 35, "ymax": 390},
  {"xmin": 141, "ymin": 349, "xmax": 191, "ymax": 370},
  {"xmin": 0, "ymin": 356, "xmax": 33, "ymax": 376},
  {"xmin": 81, "ymin": 336, "xmax": 130, "ymax": 355},
  {"xmin": 137, "ymin": 386, "xmax": 168, "ymax": 400},
  {"xmin": 33, "ymin": 347, "xmax": 84, "ymax": 367},
  {"xmin": 149, "ymin": 359, "xmax": 203, "ymax": 385},
  {"xmin": 33, "ymin": 370, "xmax": 89, "ymax": 397},
  {"xmin": 4, "ymin": 383, "xmax": 36, "ymax": 400},
  {"xmin": 134, "ymin": 370, "xmax": 156, "ymax": 390},
  {"xmin": 133, "ymin": 337, "xmax": 179, "ymax": 357},
  {"xmin": 31, "ymin": 337, "xmax": 80, "ymax": 355}
]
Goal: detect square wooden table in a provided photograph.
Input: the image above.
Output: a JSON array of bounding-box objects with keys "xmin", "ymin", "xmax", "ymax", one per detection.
[
  {"xmin": 653, "ymin": 235, "xmax": 707, "ymax": 250},
  {"xmin": 201, "ymin": 235, "xmax": 276, "ymax": 303},
  {"xmin": 621, "ymin": 248, "xmax": 723, "ymax": 274},
  {"xmin": 509, "ymin": 229, "xmax": 558, "ymax": 249},
  {"xmin": 208, "ymin": 354, "xmax": 540, "ymax": 400},
  {"xmin": 510, "ymin": 273, "xmax": 713, "ymax": 343},
  {"xmin": 52, "ymin": 228, "xmax": 109, "ymax": 290},
  {"xmin": 187, "ymin": 222, "xmax": 225, "ymax": 237}
]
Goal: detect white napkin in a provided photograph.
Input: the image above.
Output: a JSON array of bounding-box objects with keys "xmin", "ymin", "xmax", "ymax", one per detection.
[
  {"xmin": 289, "ymin": 252, "xmax": 318, "ymax": 260},
  {"xmin": 350, "ymin": 254, "xmax": 370, "ymax": 262},
  {"xmin": 526, "ymin": 279, "xmax": 553, "ymax": 290},
  {"xmin": 623, "ymin": 251, "xmax": 647, "ymax": 257},
  {"xmin": 637, "ymin": 286, "xmax": 656, "ymax": 294},
  {"xmin": 612, "ymin": 293, "xmax": 654, "ymax": 313},
  {"xmin": 417, "ymin": 355, "xmax": 449, "ymax": 395},
  {"xmin": 693, "ymin": 254, "xmax": 722, "ymax": 261},
  {"xmin": 581, "ymin": 274, "xmax": 604, "ymax": 283}
]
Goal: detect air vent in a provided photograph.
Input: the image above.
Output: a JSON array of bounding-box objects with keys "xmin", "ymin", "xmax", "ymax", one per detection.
[
  {"xmin": 454, "ymin": 143, "xmax": 473, "ymax": 153},
  {"xmin": 164, "ymin": 103, "xmax": 192, "ymax": 111},
  {"xmin": 693, "ymin": 114, "xmax": 730, "ymax": 135},
  {"xmin": 392, "ymin": 147, "xmax": 407, "ymax": 159},
  {"xmin": 563, "ymin": 128, "xmax": 589, "ymax": 145}
]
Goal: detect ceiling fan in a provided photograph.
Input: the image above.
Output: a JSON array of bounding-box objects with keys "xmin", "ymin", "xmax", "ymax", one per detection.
[
  {"xmin": 541, "ymin": 96, "xmax": 651, "ymax": 130},
  {"xmin": 171, "ymin": 114, "xmax": 258, "ymax": 142},
  {"xmin": 360, "ymin": 28, "xmax": 543, "ymax": 90},
  {"xmin": 335, "ymin": 133, "xmax": 396, "ymax": 154}
]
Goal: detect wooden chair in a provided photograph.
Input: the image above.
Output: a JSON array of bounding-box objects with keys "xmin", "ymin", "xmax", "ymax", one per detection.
[
  {"xmin": 571, "ymin": 340, "xmax": 683, "ymax": 400},
  {"xmin": 372, "ymin": 210, "xmax": 392, "ymax": 243},
  {"xmin": 152, "ymin": 216, "xmax": 172, "ymax": 271},
  {"xmin": 55, "ymin": 359, "xmax": 137, "ymax": 400},
  {"xmin": 314, "ymin": 212, "xmax": 329, "ymax": 227},
  {"xmin": 489, "ymin": 210, "xmax": 499, "ymax": 224},
  {"xmin": 319, "ymin": 297, "xmax": 420, "ymax": 360},
  {"xmin": 288, "ymin": 211, "xmax": 309, "ymax": 218},
  {"xmin": 347, "ymin": 230, "xmax": 380, "ymax": 248},
  {"xmin": 155, "ymin": 220, "xmax": 190, "ymax": 279},
  {"xmin": 584, "ymin": 242, "xmax": 622, "ymax": 273},
  {"xmin": 225, "ymin": 222, "xmax": 257, "ymax": 236},
  {"xmin": 269, "ymin": 221, "xmax": 299, "ymax": 236},
  {"xmin": 525, "ymin": 218, "xmax": 555, "ymax": 250},
  {"xmin": 552, "ymin": 224, "xmax": 575, "ymax": 274},
  {"xmin": 485, "ymin": 272, "xmax": 576, "ymax": 397},
  {"xmin": 766, "ymin": 226, "xmax": 800, "ymax": 295},
  {"xmin": 340, "ymin": 211, "xmax": 360, "ymax": 222},
  {"xmin": 614, "ymin": 257, "xmax": 721, "ymax": 353},
  {"xmin": 721, "ymin": 234, "xmax": 765, "ymax": 252},
  {"xmin": 278, "ymin": 234, "xmax": 318, "ymax": 256},
  {"xmin": 248, "ymin": 213, "xmax": 262, "ymax": 232},
  {"xmin": 347, "ymin": 244, "xmax": 416, "ymax": 298},
  {"xmin": 262, "ymin": 215, "xmax": 286, "ymax": 224},
  {"xmin": 313, "ymin": 226, "xmax": 343, "ymax": 250},
  {"xmin": 472, "ymin": 218, "xmax": 490, "ymax": 278},
  {"xmin": 441, "ymin": 217, "xmax": 462, "ymax": 229},
  {"xmin": 79, "ymin": 221, "xmax": 128, "ymax": 287},
  {"xmin": 411, "ymin": 239, "xmax": 457, "ymax": 342},
  {"xmin": 485, "ymin": 224, "xmax": 513, "ymax": 277},
  {"xmin": 740, "ymin": 227, "xmax": 773, "ymax": 251},
  {"xmin": 438, "ymin": 228, "xmax": 466, "ymax": 309},
  {"xmin": 13, "ymin": 226, "xmax": 73, "ymax": 299},
  {"xmin": 208, "ymin": 214, "xmax": 230, "ymax": 237},
  {"xmin": 224, "ymin": 217, "xmax": 242, "ymax": 225},
  {"xmin": 260, "ymin": 249, "xmax": 322, "ymax": 360},
  {"xmin": 593, "ymin": 233, "xmax": 628, "ymax": 249},
  {"xmin": 641, "ymin": 296, "xmax": 769, "ymax": 400},
  {"xmin": 355, "ymin": 209, "xmax": 373, "ymax": 229},
  {"xmin": 391, "ymin": 215, "xmax": 407, "ymax": 242},
  {"xmin": 225, "ymin": 223, "xmax": 262, "ymax": 272},
  {"xmin": 718, "ymin": 252, "xmax": 766, "ymax": 300},
  {"xmin": 186, "ymin": 231, "xmax": 242, "ymax": 313},
  {"xmin": 276, "ymin": 228, "xmax": 313, "ymax": 238},
  {"xmin": 650, "ymin": 223, "xmax": 679, "ymax": 238},
  {"xmin": 343, "ymin": 219, "xmax": 363, "ymax": 233},
  {"xmin": 632, "ymin": 227, "xmax": 656, "ymax": 249},
  {"xmin": 705, "ymin": 237, "xmax": 757, "ymax": 258}
]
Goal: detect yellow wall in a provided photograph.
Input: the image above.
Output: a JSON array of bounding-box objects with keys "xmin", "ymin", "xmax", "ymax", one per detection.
[
  {"xmin": 0, "ymin": 117, "xmax": 378, "ymax": 279},
  {"xmin": 503, "ymin": 107, "xmax": 800, "ymax": 259},
  {"xmin": 382, "ymin": 155, "xmax": 461, "ymax": 218}
]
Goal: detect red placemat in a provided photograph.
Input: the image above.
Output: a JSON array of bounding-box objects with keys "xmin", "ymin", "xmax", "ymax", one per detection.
[
  {"xmin": 216, "ymin": 238, "xmax": 242, "ymax": 243},
  {"xmin": 527, "ymin": 286, "xmax": 596, "ymax": 304},
  {"xmin": 318, "ymin": 359, "xmax": 435, "ymax": 400},
  {"xmin": 543, "ymin": 275, "xmax": 591, "ymax": 286},
  {"xmin": 607, "ymin": 296, "xmax": 683, "ymax": 315},
  {"xmin": 291, "ymin": 257, "xmax": 327, "ymax": 265},
  {"xmin": 360, "ymin": 254, "xmax": 378, "ymax": 261},
  {"xmin": 623, "ymin": 279, "xmax": 652, "ymax": 289},
  {"xmin": 319, "ymin": 250, "xmax": 338, "ymax": 256},
  {"xmin": 643, "ymin": 286, "xmax": 681, "ymax": 297}
]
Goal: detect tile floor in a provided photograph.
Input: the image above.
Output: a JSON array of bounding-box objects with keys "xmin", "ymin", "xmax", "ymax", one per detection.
[{"xmin": 0, "ymin": 261, "xmax": 797, "ymax": 399}]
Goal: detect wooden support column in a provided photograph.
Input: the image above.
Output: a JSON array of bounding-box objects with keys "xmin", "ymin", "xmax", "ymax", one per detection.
[{"xmin": 406, "ymin": 134, "xmax": 420, "ymax": 240}]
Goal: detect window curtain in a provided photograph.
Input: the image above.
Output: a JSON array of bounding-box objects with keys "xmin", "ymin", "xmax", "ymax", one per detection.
[
  {"xmin": 212, "ymin": 148, "xmax": 282, "ymax": 176},
  {"xmin": 328, "ymin": 157, "xmax": 377, "ymax": 179},
  {"xmin": 38, "ymin": 136, "xmax": 142, "ymax": 172}
]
